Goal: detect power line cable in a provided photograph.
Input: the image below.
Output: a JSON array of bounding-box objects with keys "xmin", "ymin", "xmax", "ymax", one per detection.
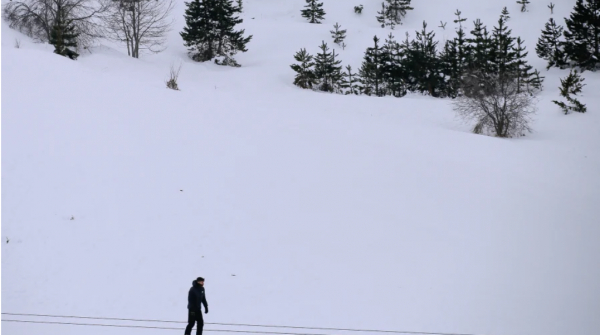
[
  {"xmin": 1, "ymin": 312, "xmax": 483, "ymax": 335},
  {"xmin": 1, "ymin": 319, "xmax": 329, "ymax": 335}
]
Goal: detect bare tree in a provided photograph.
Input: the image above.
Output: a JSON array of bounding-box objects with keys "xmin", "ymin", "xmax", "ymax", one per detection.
[
  {"xmin": 103, "ymin": 0, "xmax": 174, "ymax": 58},
  {"xmin": 3, "ymin": 0, "xmax": 109, "ymax": 49},
  {"xmin": 453, "ymin": 71, "xmax": 537, "ymax": 138}
]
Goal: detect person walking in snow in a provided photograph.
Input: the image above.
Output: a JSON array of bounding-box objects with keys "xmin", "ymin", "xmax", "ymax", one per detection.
[{"xmin": 185, "ymin": 277, "xmax": 209, "ymax": 335}]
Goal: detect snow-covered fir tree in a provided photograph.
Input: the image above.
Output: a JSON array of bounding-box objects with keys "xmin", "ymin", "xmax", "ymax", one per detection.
[
  {"xmin": 180, "ymin": 0, "xmax": 252, "ymax": 65},
  {"xmin": 49, "ymin": 11, "xmax": 79, "ymax": 60},
  {"xmin": 314, "ymin": 41, "xmax": 342, "ymax": 92},
  {"xmin": 385, "ymin": 0, "xmax": 413, "ymax": 26},
  {"xmin": 301, "ymin": 0, "xmax": 326, "ymax": 24},
  {"xmin": 563, "ymin": 0, "xmax": 600, "ymax": 70},
  {"xmin": 376, "ymin": 3, "xmax": 388, "ymax": 28},
  {"xmin": 409, "ymin": 21, "xmax": 443, "ymax": 96},
  {"xmin": 331, "ymin": 22, "xmax": 347, "ymax": 46},
  {"xmin": 382, "ymin": 33, "xmax": 406, "ymax": 97},
  {"xmin": 291, "ymin": 48, "xmax": 317, "ymax": 89},
  {"xmin": 536, "ymin": 18, "xmax": 567, "ymax": 69},
  {"xmin": 491, "ymin": 14, "xmax": 517, "ymax": 78},
  {"xmin": 466, "ymin": 19, "xmax": 495, "ymax": 77}
]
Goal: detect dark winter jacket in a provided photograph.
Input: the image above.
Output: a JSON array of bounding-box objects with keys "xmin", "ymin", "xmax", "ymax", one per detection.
[{"xmin": 188, "ymin": 281, "xmax": 208, "ymax": 312}]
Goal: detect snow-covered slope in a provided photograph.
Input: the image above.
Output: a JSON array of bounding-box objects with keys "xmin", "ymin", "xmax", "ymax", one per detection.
[{"xmin": 2, "ymin": 1, "xmax": 599, "ymax": 335}]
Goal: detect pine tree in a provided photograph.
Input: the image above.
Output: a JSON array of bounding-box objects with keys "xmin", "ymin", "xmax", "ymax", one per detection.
[
  {"xmin": 301, "ymin": 0, "xmax": 326, "ymax": 24},
  {"xmin": 359, "ymin": 36, "xmax": 385, "ymax": 96},
  {"xmin": 49, "ymin": 8, "xmax": 79, "ymax": 60},
  {"xmin": 314, "ymin": 41, "xmax": 341, "ymax": 92},
  {"xmin": 410, "ymin": 21, "xmax": 443, "ymax": 96},
  {"xmin": 548, "ymin": 2, "xmax": 555, "ymax": 14},
  {"xmin": 340, "ymin": 65, "xmax": 360, "ymax": 94},
  {"xmin": 376, "ymin": 2, "xmax": 388, "ymax": 28},
  {"xmin": 563, "ymin": 0, "xmax": 600, "ymax": 70},
  {"xmin": 439, "ymin": 39, "xmax": 459, "ymax": 97},
  {"xmin": 381, "ymin": 33, "xmax": 406, "ymax": 97},
  {"xmin": 384, "ymin": 0, "xmax": 413, "ymax": 26},
  {"xmin": 467, "ymin": 19, "xmax": 495, "ymax": 76},
  {"xmin": 552, "ymin": 69, "xmax": 587, "ymax": 114},
  {"xmin": 331, "ymin": 22, "xmax": 347, "ymax": 46},
  {"xmin": 291, "ymin": 48, "xmax": 317, "ymax": 89},
  {"xmin": 331, "ymin": 49, "xmax": 344, "ymax": 92},
  {"xmin": 513, "ymin": 37, "xmax": 538, "ymax": 92},
  {"xmin": 181, "ymin": 0, "xmax": 252, "ymax": 64},
  {"xmin": 214, "ymin": 0, "xmax": 252, "ymax": 66},
  {"xmin": 536, "ymin": 18, "xmax": 567, "ymax": 69},
  {"xmin": 492, "ymin": 14, "xmax": 517, "ymax": 78},
  {"xmin": 516, "ymin": 0, "xmax": 530, "ymax": 12}
]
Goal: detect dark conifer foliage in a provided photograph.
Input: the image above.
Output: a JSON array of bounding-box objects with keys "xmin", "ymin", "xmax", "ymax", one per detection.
[
  {"xmin": 516, "ymin": 0, "xmax": 530, "ymax": 12},
  {"xmin": 340, "ymin": 65, "xmax": 360, "ymax": 95},
  {"xmin": 382, "ymin": 33, "xmax": 407, "ymax": 97},
  {"xmin": 291, "ymin": 48, "xmax": 317, "ymax": 89},
  {"xmin": 359, "ymin": 36, "xmax": 386, "ymax": 96},
  {"xmin": 49, "ymin": 10, "xmax": 79, "ymax": 60},
  {"xmin": 466, "ymin": 19, "xmax": 495, "ymax": 76},
  {"xmin": 385, "ymin": 0, "xmax": 413, "ymax": 26},
  {"xmin": 331, "ymin": 22, "xmax": 347, "ymax": 46},
  {"xmin": 291, "ymin": 11, "xmax": 543, "ymax": 99},
  {"xmin": 314, "ymin": 41, "xmax": 341, "ymax": 92},
  {"xmin": 377, "ymin": 0, "xmax": 413, "ymax": 29},
  {"xmin": 563, "ymin": 0, "xmax": 600, "ymax": 70},
  {"xmin": 181, "ymin": 0, "xmax": 252, "ymax": 65},
  {"xmin": 408, "ymin": 21, "xmax": 443, "ymax": 96},
  {"xmin": 536, "ymin": 18, "xmax": 567, "ymax": 69},
  {"xmin": 301, "ymin": 0, "xmax": 326, "ymax": 24},
  {"xmin": 492, "ymin": 14, "xmax": 517, "ymax": 77},
  {"xmin": 553, "ymin": 69, "xmax": 587, "ymax": 113}
]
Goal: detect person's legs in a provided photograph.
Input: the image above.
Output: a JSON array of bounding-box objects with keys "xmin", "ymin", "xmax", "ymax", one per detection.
[
  {"xmin": 184, "ymin": 310, "xmax": 197, "ymax": 335},
  {"xmin": 195, "ymin": 311, "xmax": 204, "ymax": 335}
]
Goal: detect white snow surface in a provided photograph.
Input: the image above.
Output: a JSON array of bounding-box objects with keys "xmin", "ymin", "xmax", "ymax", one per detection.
[{"xmin": 2, "ymin": 1, "xmax": 600, "ymax": 335}]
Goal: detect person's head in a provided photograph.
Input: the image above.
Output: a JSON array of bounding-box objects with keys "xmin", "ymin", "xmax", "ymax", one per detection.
[{"xmin": 196, "ymin": 277, "xmax": 205, "ymax": 286}]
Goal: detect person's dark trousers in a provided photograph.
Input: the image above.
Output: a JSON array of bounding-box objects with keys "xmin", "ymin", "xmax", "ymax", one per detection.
[{"xmin": 184, "ymin": 310, "xmax": 204, "ymax": 335}]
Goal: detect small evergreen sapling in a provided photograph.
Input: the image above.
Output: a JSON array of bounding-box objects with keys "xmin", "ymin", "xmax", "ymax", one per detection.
[
  {"xmin": 548, "ymin": 2, "xmax": 555, "ymax": 14},
  {"xmin": 301, "ymin": 0, "xmax": 326, "ymax": 24},
  {"xmin": 331, "ymin": 22, "xmax": 347, "ymax": 46},
  {"xmin": 552, "ymin": 69, "xmax": 587, "ymax": 114},
  {"xmin": 439, "ymin": 21, "xmax": 447, "ymax": 30},
  {"xmin": 453, "ymin": 10, "xmax": 467, "ymax": 28},
  {"xmin": 516, "ymin": 0, "xmax": 530, "ymax": 12},
  {"xmin": 291, "ymin": 48, "xmax": 317, "ymax": 89},
  {"xmin": 340, "ymin": 65, "xmax": 360, "ymax": 94},
  {"xmin": 501, "ymin": 7, "xmax": 510, "ymax": 21}
]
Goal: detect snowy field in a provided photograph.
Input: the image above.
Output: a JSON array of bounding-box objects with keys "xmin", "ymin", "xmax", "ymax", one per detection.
[{"xmin": 2, "ymin": 1, "xmax": 600, "ymax": 335}]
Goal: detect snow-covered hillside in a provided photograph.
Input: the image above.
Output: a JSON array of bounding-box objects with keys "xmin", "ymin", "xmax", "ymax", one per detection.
[{"xmin": 2, "ymin": 1, "xmax": 599, "ymax": 335}]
